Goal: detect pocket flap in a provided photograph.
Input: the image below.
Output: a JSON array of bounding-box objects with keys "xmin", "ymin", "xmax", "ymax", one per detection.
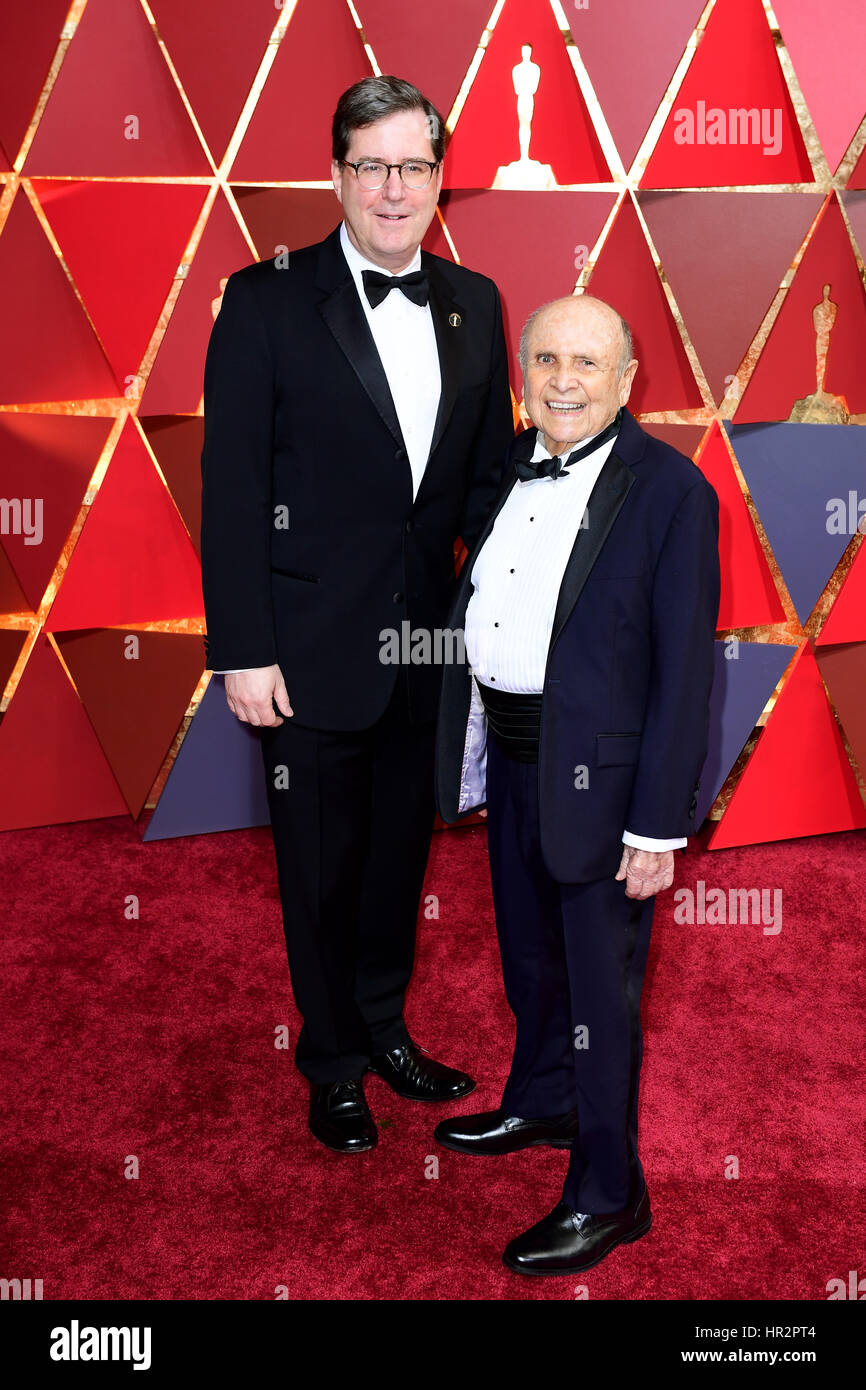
[{"xmin": 596, "ymin": 733, "xmax": 641, "ymax": 767}]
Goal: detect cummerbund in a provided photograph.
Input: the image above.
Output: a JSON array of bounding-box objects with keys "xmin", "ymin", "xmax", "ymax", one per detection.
[{"xmin": 475, "ymin": 680, "xmax": 542, "ymax": 764}]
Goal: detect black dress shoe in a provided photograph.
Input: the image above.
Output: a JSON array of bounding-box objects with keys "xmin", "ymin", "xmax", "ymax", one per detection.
[
  {"xmin": 308, "ymin": 1079, "xmax": 377, "ymax": 1153},
  {"xmin": 503, "ymin": 1187, "xmax": 652, "ymax": 1276},
  {"xmin": 434, "ymin": 1107, "xmax": 578, "ymax": 1155},
  {"xmin": 367, "ymin": 1040, "xmax": 475, "ymax": 1102}
]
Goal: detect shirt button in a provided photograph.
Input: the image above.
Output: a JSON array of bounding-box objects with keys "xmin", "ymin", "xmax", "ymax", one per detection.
[
  {"xmin": 494, "ymin": 622, "xmax": 499, "ymax": 628},
  {"xmin": 509, "ymin": 568, "xmax": 515, "ymax": 574}
]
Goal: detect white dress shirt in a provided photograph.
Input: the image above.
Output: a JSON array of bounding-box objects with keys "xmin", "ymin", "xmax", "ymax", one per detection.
[
  {"xmin": 465, "ymin": 425, "xmax": 686, "ymax": 853},
  {"xmin": 338, "ymin": 221, "xmax": 441, "ymax": 500},
  {"xmin": 215, "ymin": 222, "xmax": 442, "ymax": 676}
]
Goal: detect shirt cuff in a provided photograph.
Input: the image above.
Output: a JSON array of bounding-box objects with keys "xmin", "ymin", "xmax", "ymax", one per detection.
[
  {"xmin": 622, "ymin": 831, "xmax": 688, "ymax": 852},
  {"xmin": 210, "ymin": 668, "xmax": 257, "ymax": 675}
]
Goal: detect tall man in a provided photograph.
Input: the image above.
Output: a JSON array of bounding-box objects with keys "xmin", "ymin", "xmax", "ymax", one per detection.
[
  {"xmin": 200, "ymin": 77, "xmax": 513, "ymax": 1154},
  {"xmin": 435, "ymin": 295, "xmax": 720, "ymax": 1275}
]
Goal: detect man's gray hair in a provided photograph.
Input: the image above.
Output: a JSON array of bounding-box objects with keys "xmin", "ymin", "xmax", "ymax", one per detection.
[
  {"xmin": 518, "ymin": 297, "xmax": 634, "ymax": 377},
  {"xmin": 332, "ymin": 76, "xmax": 447, "ymax": 164}
]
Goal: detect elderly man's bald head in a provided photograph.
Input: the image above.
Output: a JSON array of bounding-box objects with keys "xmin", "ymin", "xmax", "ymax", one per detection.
[
  {"xmin": 518, "ymin": 294, "xmax": 639, "ymax": 454},
  {"xmin": 519, "ymin": 295, "xmax": 633, "ymax": 378}
]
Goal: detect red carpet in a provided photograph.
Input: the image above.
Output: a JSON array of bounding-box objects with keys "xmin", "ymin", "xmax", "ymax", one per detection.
[{"xmin": 1, "ymin": 817, "xmax": 863, "ymax": 1300}]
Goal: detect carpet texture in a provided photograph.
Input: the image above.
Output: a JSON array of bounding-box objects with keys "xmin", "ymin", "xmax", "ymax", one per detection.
[{"xmin": 1, "ymin": 817, "xmax": 863, "ymax": 1300}]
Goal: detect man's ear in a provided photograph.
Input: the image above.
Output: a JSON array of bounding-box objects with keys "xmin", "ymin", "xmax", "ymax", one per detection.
[
  {"xmin": 331, "ymin": 160, "xmax": 344, "ymax": 204},
  {"xmin": 619, "ymin": 359, "xmax": 639, "ymax": 406}
]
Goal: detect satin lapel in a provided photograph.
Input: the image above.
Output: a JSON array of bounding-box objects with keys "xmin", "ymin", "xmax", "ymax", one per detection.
[
  {"xmin": 425, "ymin": 256, "xmax": 466, "ymax": 460},
  {"xmin": 549, "ymin": 448, "xmax": 636, "ymax": 648},
  {"xmin": 317, "ymin": 268, "xmax": 406, "ymax": 452}
]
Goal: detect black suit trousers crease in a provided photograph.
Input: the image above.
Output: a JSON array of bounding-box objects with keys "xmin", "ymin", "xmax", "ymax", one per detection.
[{"xmin": 260, "ymin": 667, "xmax": 437, "ymax": 1083}]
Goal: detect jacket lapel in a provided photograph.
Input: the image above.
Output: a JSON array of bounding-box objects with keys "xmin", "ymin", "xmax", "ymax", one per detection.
[
  {"xmin": 549, "ymin": 447, "xmax": 636, "ymax": 647},
  {"xmin": 424, "ymin": 254, "xmax": 466, "ymax": 461},
  {"xmin": 451, "ymin": 423, "xmax": 638, "ymax": 645},
  {"xmin": 315, "ymin": 228, "xmax": 406, "ymax": 452}
]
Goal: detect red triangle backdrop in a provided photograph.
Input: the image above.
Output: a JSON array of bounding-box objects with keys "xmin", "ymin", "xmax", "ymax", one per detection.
[
  {"xmin": 46, "ymin": 419, "xmax": 204, "ymax": 631},
  {"xmin": 735, "ymin": 196, "xmax": 866, "ymax": 422},
  {"xmin": 816, "ymin": 544, "xmax": 866, "ymax": 646},
  {"xmin": 0, "ymin": 638, "xmax": 128, "ymax": 832},
  {"xmin": 1, "ymin": 0, "xmax": 864, "ymax": 845},
  {"xmin": 231, "ymin": 0, "xmax": 373, "ymax": 182},
  {"xmin": 585, "ymin": 196, "xmax": 704, "ymax": 413},
  {"xmin": 23, "ymin": 0, "xmax": 210, "ymax": 177},
  {"xmin": 693, "ymin": 422, "xmax": 785, "ymax": 628},
  {"xmin": 31, "ymin": 180, "xmax": 208, "ymax": 388},
  {"xmin": 709, "ymin": 643, "xmax": 866, "ymax": 849},
  {"xmin": 642, "ymin": 0, "xmax": 813, "ymax": 187},
  {"xmin": 443, "ymin": 0, "xmax": 610, "ymax": 188}
]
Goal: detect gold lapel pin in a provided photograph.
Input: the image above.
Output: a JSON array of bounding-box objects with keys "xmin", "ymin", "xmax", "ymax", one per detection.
[{"xmin": 449, "ymin": 312, "xmax": 462, "ymax": 327}]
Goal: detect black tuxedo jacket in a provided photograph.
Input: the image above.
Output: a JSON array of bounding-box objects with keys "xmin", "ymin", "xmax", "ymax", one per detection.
[
  {"xmin": 435, "ymin": 409, "xmax": 721, "ymax": 883},
  {"xmin": 200, "ymin": 224, "xmax": 514, "ymax": 730}
]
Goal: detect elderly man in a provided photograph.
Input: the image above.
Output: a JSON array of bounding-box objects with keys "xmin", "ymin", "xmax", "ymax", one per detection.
[
  {"xmin": 200, "ymin": 77, "xmax": 513, "ymax": 1154},
  {"xmin": 434, "ymin": 295, "xmax": 720, "ymax": 1275}
]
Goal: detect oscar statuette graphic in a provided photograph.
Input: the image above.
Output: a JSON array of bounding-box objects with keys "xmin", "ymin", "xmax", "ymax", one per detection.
[
  {"xmin": 493, "ymin": 45, "xmax": 557, "ymax": 190},
  {"xmin": 788, "ymin": 283, "xmax": 849, "ymax": 423}
]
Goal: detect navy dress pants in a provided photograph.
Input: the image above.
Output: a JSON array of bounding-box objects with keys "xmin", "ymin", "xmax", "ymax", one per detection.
[{"xmin": 485, "ymin": 731, "xmax": 655, "ymax": 1214}]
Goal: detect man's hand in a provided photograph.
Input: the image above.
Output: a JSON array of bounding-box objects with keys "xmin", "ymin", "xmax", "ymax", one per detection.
[
  {"xmin": 224, "ymin": 665, "xmax": 293, "ymax": 727},
  {"xmin": 615, "ymin": 845, "xmax": 674, "ymax": 900}
]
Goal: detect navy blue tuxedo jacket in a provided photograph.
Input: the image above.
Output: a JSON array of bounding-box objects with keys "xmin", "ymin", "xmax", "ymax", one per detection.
[{"xmin": 435, "ymin": 408, "xmax": 721, "ymax": 883}]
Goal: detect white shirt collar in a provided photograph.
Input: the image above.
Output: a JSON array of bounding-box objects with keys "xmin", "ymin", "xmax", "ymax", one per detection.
[
  {"xmin": 339, "ymin": 220, "xmax": 422, "ymax": 286},
  {"xmin": 529, "ymin": 421, "xmax": 612, "ymax": 464}
]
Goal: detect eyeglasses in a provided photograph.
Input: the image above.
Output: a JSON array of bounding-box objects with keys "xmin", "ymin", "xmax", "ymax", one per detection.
[{"xmin": 341, "ymin": 159, "xmax": 440, "ymax": 190}]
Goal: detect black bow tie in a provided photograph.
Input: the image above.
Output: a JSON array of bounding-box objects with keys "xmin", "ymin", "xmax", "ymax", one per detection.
[
  {"xmin": 362, "ymin": 268, "xmax": 429, "ymax": 309},
  {"xmin": 514, "ymin": 410, "xmax": 623, "ymax": 482}
]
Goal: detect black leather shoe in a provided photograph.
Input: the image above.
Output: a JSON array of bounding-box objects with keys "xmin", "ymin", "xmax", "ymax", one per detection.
[
  {"xmin": 434, "ymin": 1107, "xmax": 578, "ymax": 1154},
  {"xmin": 367, "ymin": 1040, "xmax": 475, "ymax": 1102},
  {"xmin": 503, "ymin": 1187, "xmax": 652, "ymax": 1276},
  {"xmin": 308, "ymin": 1079, "xmax": 377, "ymax": 1153}
]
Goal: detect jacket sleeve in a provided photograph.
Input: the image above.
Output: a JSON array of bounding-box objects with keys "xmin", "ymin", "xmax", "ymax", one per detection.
[
  {"xmin": 457, "ymin": 282, "xmax": 515, "ymax": 552},
  {"xmin": 625, "ymin": 477, "xmax": 721, "ymax": 839},
  {"xmin": 200, "ymin": 269, "xmax": 279, "ymax": 672}
]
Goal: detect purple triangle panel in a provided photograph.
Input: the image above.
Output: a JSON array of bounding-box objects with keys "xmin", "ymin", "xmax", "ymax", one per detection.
[
  {"xmin": 697, "ymin": 640, "xmax": 797, "ymax": 824},
  {"xmin": 566, "ymin": 0, "xmax": 704, "ymax": 170},
  {"xmin": 841, "ymin": 191, "xmax": 866, "ymax": 265},
  {"xmin": 727, "ymin": 422, "xmax": 866, "ymax": 624},
  {"xmin": 143, "ymin": 675, "xmax": 270, "ymax": 840}
]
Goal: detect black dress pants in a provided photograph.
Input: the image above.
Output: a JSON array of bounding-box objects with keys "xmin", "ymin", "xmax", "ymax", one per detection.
[
  {"xmin": 485, "ymin": 732, "xmax": 655, "ymax": 1214},
  {"xmin": 260, "ymin": 671, "xmax": 437, "ymax": 1083}
]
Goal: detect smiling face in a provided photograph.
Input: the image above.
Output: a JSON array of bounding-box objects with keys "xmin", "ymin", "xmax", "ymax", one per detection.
[
  {"xmin": 331, "ymin": 108, "xmax": 443, "ymax": 272},
  {"xmin": 522, "ymin": 297, "xmax": 638, "ymax": 454}
]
